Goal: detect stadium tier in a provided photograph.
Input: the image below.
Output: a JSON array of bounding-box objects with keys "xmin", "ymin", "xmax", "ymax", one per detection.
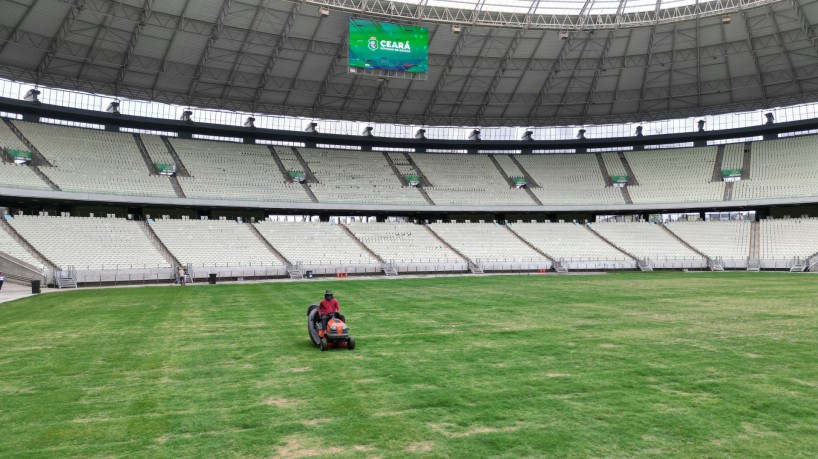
[
  {"xmin": 508, "ymin": 222, "xmax": 634, "ymax": 270},
  {"xmin": 297, "ymin": 148, "xmax": 427, "ymax": 205},
  {"xmin": 3, "ymin": 216, "xmax": 818, "ymax": 282},
  {"xmin": 344, "ymin": 221, "xmax": 465, "ymax": 264},
  {"xmin": 148, "ymin": 218, "xmax": 284, "ymax": 268},
  {"xmin": 2, "ymin": 120, "xmax": 818, "ymax": 206},
  {"xmin": 588, "ymin": 221, "xmax": 706, "ymax": 268},
  {"xmin": 169, "ymin": 138, "xmax": 311, "ymax": 202},
  {"xmin": 253, "ymin": 221, "xmax": 381, "ymax": 266},
  {"xmin": 6, "ymin": 215, "xmax": 170, "ymax": 271},
  {"xmin": 12, "ymin": 121, "xmax": 177, "ymax": 197}
]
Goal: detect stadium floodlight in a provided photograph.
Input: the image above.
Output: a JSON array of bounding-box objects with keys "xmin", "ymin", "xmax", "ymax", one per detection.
[
  {"xmin": 319, "ymin": 6, "xmax": 330, "ymax": 16},
  {"xmin": 765, "ymin": 113, "xmax": 774, "ymax": 125},
  {"xmin": 697, "ymin": 119, "xmax": 706, "ymax": 132},
  {"xmin": 559, "ymin": 30, "xmax": 570, "ymax": 40},
  {"xmin": 244, "ymin": 116, "xmax": 256, "ymax": 128},
  {"xmin": 362, "ymin": 126, "xmax": 374, "ymax": 137},
  {"xmin": 469, "ymin": 129, "xmax": 481, "ymax": 141},
  {"xmin": 521, "ymin": 130, "xmax": 534, "ymax": 141},
  {"xmin": 722, "ymin": 14, "xmax": 732, "ymax": 24},
  {"xmin": 576, "ymin": 128, "xmax": 587, "ymax": 140},
  {"xmin": 452, "ymin": 24, "xmax": 462, "ymax": 34},
  {"xmin": 180, "ymin": 109, "xmax": 194, "ymax": 123},
  {"xmin": 106, "ymin": 101, "xmax": 121, "ymax": 116},
  {"xmin": 305, "ymin": 122, "xmax": 319, "ymax": 133},
  {"xmin": 24, "ymin": 89, "xmax": 41, "ymax": 104},
  {"xmin": 415, "ymin": 129, "xmax": 427, "ymax": 140},
  {"xmin": 635, "ymin": 125, "xmax": 643, "ymax": 137}
]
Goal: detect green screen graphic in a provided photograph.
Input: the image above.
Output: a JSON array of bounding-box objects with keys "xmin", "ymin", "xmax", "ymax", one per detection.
[{"xmin": 349, "ymin": 19, "xmax": 429, "ymax": 74}]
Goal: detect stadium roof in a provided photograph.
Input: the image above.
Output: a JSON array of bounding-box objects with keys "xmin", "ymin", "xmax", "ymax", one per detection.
[{"xmin": 1, "ymin": 0, "xmax": 818, "ymax": 127}]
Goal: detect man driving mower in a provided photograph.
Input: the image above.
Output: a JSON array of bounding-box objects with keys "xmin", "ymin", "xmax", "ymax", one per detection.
[{"xmin": 318, "ymin": 289, "xmax": 345, "ymax": 332}]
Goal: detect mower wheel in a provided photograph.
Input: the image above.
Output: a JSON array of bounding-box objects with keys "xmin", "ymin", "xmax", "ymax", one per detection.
[
  {"xmin": 347, "ymin": 337, "xmax": 355, "ymax": 350},
  {"xmin": 319, "ymin": 338, "xmax": 328, "ymax": 351}
]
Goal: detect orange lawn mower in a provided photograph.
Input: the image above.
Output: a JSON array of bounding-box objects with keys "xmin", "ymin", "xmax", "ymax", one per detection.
[{"xmin": 307, "ymin": 304, "xmax": 355, "ymax": 351}]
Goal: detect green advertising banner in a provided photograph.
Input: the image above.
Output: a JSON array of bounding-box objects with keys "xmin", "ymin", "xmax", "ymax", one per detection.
[
  {"xmin": 289, "ymin": 171, "xmax": 306, "ymax": 181},
  {"xmin": 349, "ymin": 19, "xmax": 429, "ymax": 74},
  {"xmin": 155, "ymin": 163, "xmax": 176, "ymax": 175},
  {"xmin": 721, "ymin": 169, "xmax": 742, "ymax": 177},
  {"xmin": 611, "ymin": 175, "xmax": 629, "ymax": 183},
  {"xmin": 8, "ymin": 149, "xmax": 32, "ymax": 160},
  {"xmin": 404, "ymin": 175, "xmax": 420, "ymax": 185},
  {"xmin": 512, "ymin": 177, "xmax": 527, "ymax": 185}
]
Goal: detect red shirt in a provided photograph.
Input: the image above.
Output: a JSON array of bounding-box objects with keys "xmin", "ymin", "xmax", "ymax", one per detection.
[{"xmin": 318, "ymin": 298, "xmax": 340, "ymax": 315}]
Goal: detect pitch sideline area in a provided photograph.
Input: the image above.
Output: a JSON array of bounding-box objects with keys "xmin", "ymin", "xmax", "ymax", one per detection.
[{"xmin": 1, "ymin": 273, "xmax": 817, "ymax": 457}]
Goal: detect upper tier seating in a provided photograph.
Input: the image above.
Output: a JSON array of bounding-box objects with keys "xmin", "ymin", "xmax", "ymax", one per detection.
[
  {"xmin": 170, "ymin": 138, "xmax": 310, "ymax": 202},
  {"xmin": 517, "ymin": 154, "xmax": 625, "ymax": 205},
  {"xmin": 601, "ymin": 153, "xmax": 628, "ymax": 178},
  {"xmin": 7, "ymin": 215, "xmax": 170, "ymax": 270},
  {"xmin": 140, "ymin": 134, "xmax": 175, "ymax": 165},
  {"xmin": 492, "ymin": 155, "xmax": 526, "ymax": 179},
  {"xmin": 410, "ymin": 153, "xmax": 534, "ymax": 205},
  {"xmin": 759, "ymin": 218, "xmax": 818, "ymax": 260},
  {"xmin": 665, "ymin": 220, "xmax": 750, "ymax": 259},
  {"xmin": 387, "ymin": 152, "xmax": 420, "ymax": 179},
  {"xmin": 733, "ymin": 136, "xmax": 818, "ymax": 200},
  {"xmin": 0, "ymin": 120, "xmax": 27, "ymax": 151},
  {"xmin": 590, "ymin": 222, "xmax": 703, "ymax": 260},
  {"xmin": 427, "ymin": 222, "xmax": 548, "ymax": 262},
  {"xmin": 625, "ymin": 147, "xmax": 724, "ymax": 204},
  {"xmin": 149, "ymin": 218, "xmax": 283, "ymax": 268},
  {"xmin": 0, "ymin": 163, "xmax": 51, "ymax": 190},
  {"xmin": 298, "ymin": 148, "xmax": 426, "ymax": 205},
  {"xmin": 0, "ymin": 221, "xmax": 44, "ymax": 268},
  {"xmin": 345, "ymin": 222, "xmax": 464, "ymax": 263},
  {"xmin": 254, "ymin": 221, "xmax": 380, "ymax": 265},
  {"xmin": 13, "ymin": 121, "xmax": 176, "ymax": 197},
  {"xmin": 722, "ymin": 143, "xmax": 744, "ymax": 172},
  {"xmin": 509, "ymin": 222, "xmax": 630, "ymax": 261}
]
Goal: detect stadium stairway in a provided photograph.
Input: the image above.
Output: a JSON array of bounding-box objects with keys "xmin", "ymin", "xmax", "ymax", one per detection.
[
  {"xmin": 660, "ymin": 224, "xmax": 714, "ymax": 267},
  {"xmin": 723, "ymin": 182, "xmax": 734, "ymax": 201},
  {"xmin": 711, "ymin": 145, "xmax": 726, "ymax": 182},
  {"xmin": 748, "ymin": 221, "xmax": 761, "ymax": 271},
  {"xmin": 488, "ymin": 155, "xmax": 517, "ymax": 188},
  {"xmin": 267, "ymin": 146, "xmax": 295, "ymax": 183},
  {"xmin": 247, "ymin": 223, "xmax": 292, "ymax": 266},
  {"xmin": 339, "ymin": 224, "xmax": 384, "ymax": 264},
  {"xmin": 618, "ymin": 152, "xmax": 639, "ymax": 186},
  {"xmin": 139, "ymin": 220, "xmax": 182, "ymax": 269},
  {"xmin": 621, "ymin": 187, "xmax": 634, "ymax": 204},
  {"xmin": 168, "ymin": 176, "xmax": 186, "ymax": 198},
  {"xmin": 402, "ymin": 153, "xmax": 435, "ymax": 205},
  {"xmin": 161, "ymin": 136, "xmax": 190, "ymax": 177},
  {"xmin": 584, "ymin": 224, "xmax": 640, "ymax": 264},
  {"xmin": 0, "ymin": 217, "xmax": 57, "ymax": 273},
  {"xmin": 500, "ymin": 155, "xmax": 543, "ymax": 205},
  {"xmin": 423, "ymin": 224, "xmax": 475, "ymax": 266},
  {"xmin": 382, "ymin": 152, "xmax": 411, "ymax": 186},
  {"xmin": 596, "ymin": 154, "xmax": 614, "ymax": 187},
  {"xmin": 741, "ymin": 142, "xmax": 752, "ymax": 180},
  {"xmin": 290, "ymin": 147, "xmax": 320, "ymax": 203},
  {"xmin": 4, "ymin": 120, "xmax": 61, "ymax": 191},
  {"xmin": 133, "ymin": 134, "xmax": 159, "ymax": 175},
  {"xmin": 504, "ymin": 224, "xmax": 559, "ymax": 271}
]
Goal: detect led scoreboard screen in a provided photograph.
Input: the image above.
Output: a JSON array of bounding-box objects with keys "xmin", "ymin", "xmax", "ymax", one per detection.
[{"xmin": 348, "ymin": 19, "xmax": 429, "ymax": 74}]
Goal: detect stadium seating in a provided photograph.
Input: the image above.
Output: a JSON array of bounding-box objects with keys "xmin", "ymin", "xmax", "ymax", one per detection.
[
  {"xmin": 0, "ymin": 163, "xmax": 52, "ymax": 191},
  {"xmin": 298, "ymin": 148, "xmax": 427, "ymax": 205},
  {"xmin": 0, "ymin": 120, "xmax": 28, "ymax": 151},
  {"xmin": 427, "ymin": 222, "xmax": 548, "ymax": 263},
  {"xmin": 517, "ymin": 154, "xmax": 625, "ymax": 205},
  {"xmin": 272, "ymin": 146, "xmax": 305, "ymax": 174},
  {"xmin": 509, "ymin": 222, "xmax": 631, "ymax": 262},
  {"xmin": 759, "ymin": 218, "xmax": 818, "ymax": 260},
  {"xmin": 733, "ymin": 136, "xmax": 818, "ymax": 200},
  {"xmin": 589, "ymin": 222, "xmax": 704, "ymax": 264},
  {"xmin": 625, "ymin": 147, "xmax": 724, "ymax": 204},
  {"xmin": 492, "ymin": 155, "xmax": 526, "ymax": 179},
  {"xmin": 148, "ymin": 218, "xmax": 283, "ymax": 268},
  {"xmin": 170, "ymin": 138, "xmax": 310, "ymax": 202},
  {"xmin": 665, "ymin": 220, "xmax": 750, "ymax": 260},
  {"xmin": 7, "ymin": 215, "xmax": 170, "ymax": 270},
  {"xmin": 345, "ymin": 221, "xmax": 464, "ymax": 263},
  {"xmin": 140, "ymin": 134, "xmax": 176, "ymax": 165},
  {"xmin": 722, "ymin": 142, "xmax": 744, "ymax": 172},
  {"xmin": 0, "ymin": 221, "xmax": 44, "ymax": 268},
  {"xmin": 601, "ymin": 153, "xmax": 628, "ymax": 178},
  {"xmin": 13, "ymin": 121, "xmax": 177, "ymax": 197},
  {"xmin": 410, "ymin": 153, "xmax": 534, "ymax": 206},
  {"xmin": 254, "ymin": 221, "xmax": 380, "ymax": 265}
]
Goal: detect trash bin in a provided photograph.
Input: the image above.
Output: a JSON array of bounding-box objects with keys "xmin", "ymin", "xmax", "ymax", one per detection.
[
  {"xmin": 208, "ymin": 273, "xmax": 217, "ymax": 284},
  {"xmin": 31, "ymin": 279, "xmax": 41, "ymax": 294},
  {"xmin": 306, "ymin": 270, "xmax": 314, "ymax": 279}
]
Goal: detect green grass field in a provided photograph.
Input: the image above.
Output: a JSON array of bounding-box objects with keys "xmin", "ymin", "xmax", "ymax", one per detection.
[{"xmin": 1, "ymin": 272, "xmax": 818, "ymax": 458}]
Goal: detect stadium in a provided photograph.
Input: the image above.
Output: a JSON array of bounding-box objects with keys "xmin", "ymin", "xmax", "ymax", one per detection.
[{"xmin": 1, "ymin": 0, "xmax": 818, "ymax": 456}]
